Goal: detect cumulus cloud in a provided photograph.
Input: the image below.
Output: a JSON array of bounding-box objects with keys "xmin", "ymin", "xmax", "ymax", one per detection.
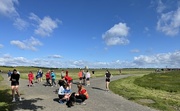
[
  {"xmin": 156, "ymin": 0, "xmax": 180, "ymax": 36},
  {"xmin": 13, "ymin": 18, "xmax": 29, "ymax": 30},
  {"xmin": 0, "ymin": 50, "xmax": 180, "ymax": 68},
  {"xmin": 29, "ymin": 13, "xmax": 61, "ymax": 37},
  {"xmin": 102, "ymin": 22, "xmax": 130, "ymax": 46},
  {"xmin": 0, "ymin": 0, "xmax": 19, "ymax": 17},
  {"xmin": 0, "ymin": 44, "xmax": 4, "ymax": 48},
  {"xmin": 10, "ymin": 37, "xmax": 43, "ymax": 51},
  {"xmin": 133, "ymin": 50, "xmax": 180, "ymax": 68}
]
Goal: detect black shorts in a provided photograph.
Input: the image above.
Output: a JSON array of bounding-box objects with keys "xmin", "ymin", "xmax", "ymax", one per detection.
[
  {"xmin": 11, "ymin": 82, "xmax": 19, "ymax": 86},
  {"xmin": 79, "ymin": 77, "xmax": 82, "ymax": 80},
  {"xmin": 58, "ymin": 95, "xmax": 65, "ymax": 99},
  {"xmin": 106, "ymin": 78, "xmax": 110, "ymax": 82},
  {"xmin": 86, "ymin": 78, "xmax": 90, "ymax": 81}
]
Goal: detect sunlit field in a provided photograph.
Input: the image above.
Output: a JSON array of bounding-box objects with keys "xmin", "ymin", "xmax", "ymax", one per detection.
[
  {"xmin": 0, "ymin": 66, "xmax": 154, "ymax": 80},
  {"xmin": 110, "ymin": 71, "xmax": 180, "ymax": 111}
]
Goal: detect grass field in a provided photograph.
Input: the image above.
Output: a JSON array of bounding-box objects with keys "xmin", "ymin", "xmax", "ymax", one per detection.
[
  {"xmin": 0, "ymin": 75, "xmax": 13, "ymax": 111},
  {"xmin": 0, "ymin": 66, "xmax": 154, "ymax": 80},
  {"xmin": 110, "ymin": 71, "xmax": 180, "ymax": 111}
]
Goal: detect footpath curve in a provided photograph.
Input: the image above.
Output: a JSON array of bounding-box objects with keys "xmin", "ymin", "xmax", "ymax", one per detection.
[{"xmin": 1, "ymin": 74, "xmax": 158, "ymax": 111}]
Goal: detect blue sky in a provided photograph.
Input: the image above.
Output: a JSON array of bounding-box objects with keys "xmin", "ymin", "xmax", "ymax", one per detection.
[{"xmin": 0, "ymin": 0, "xmax": 180, "ymax": 68}]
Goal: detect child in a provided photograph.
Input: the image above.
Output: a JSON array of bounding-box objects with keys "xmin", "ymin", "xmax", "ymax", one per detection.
[
  {"xmin": 28, "ymin": 71, "xmax": 34, "ymax": 87},
  {"xmin": 45, "ymin": 70, "xmax": 51, "ymax": 86}
]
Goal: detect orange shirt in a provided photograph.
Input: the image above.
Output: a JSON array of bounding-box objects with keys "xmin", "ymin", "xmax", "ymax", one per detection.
[
  {"xmin": 78, "ymin": 71, "xmax": 82, "ymax": 78},
  {"xmin": 79, "ymin": 87, "xmax": 89, "ymax": 99}
]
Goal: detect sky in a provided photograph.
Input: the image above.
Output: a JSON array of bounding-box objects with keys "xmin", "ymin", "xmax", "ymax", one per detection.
[{"xmin": 0, "ymin": 0, "xmax": 180, "ymax": 68}]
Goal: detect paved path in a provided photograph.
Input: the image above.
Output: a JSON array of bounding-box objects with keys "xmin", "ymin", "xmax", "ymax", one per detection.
[{"xmin": 1, "ymin": 74, "xmax": 158, "ymax": 111}]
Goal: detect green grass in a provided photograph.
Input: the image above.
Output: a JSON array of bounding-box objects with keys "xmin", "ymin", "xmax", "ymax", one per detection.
[
  {"xmin": 0, "ymin": 75, "xmax": 13, "ymax": 111},
  {"xmin": 110, "ymin": 71, "xmax": 180, "ymax": 111}
]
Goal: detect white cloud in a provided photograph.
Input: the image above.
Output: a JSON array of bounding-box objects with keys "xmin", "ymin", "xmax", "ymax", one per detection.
[
  {"xmin": 29, "ymin": 13, "xmax": 61, "ymax": 37},
  {"xmin": 0, "ymin": 51, "xmax": 180, "ymax": 68},
  {"xmin": 156, "ymin": 0, "xmax": 166, "ymax": 13},
  {"xmin": 102, "ymin": 22, "xmax": 130, "ymax": 46},
  {"xmin": 48, "ymin": 55, "xmax": 62, "ymax": 58},
  {"xmin": 133, "ymin": 50, "xmax": 180, "ymax": 68},
  {"xmin": 0, "ymin": 0, "xmax": 19, "ymax": 17},
  {"xmin": 0, "ymin": 44, "xmax": 4, "ymax": 48},
  {"xmin": 10, "ymin": 37, "xmax": 43, "ymax": 51},
  {"xmin": 13, "ymin": 18, "xmax": 29, "ymax": 30},
  {"xmin": 157, "ymin": 6, "xmax": 180, "ymax": 36}
]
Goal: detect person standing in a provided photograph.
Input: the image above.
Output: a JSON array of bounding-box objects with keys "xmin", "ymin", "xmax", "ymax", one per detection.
[
  {"xmin": 61, "ymin": 70, "xmax": 65, "ymax": 79},
  {"xmin": 10, "ymin": 69, "xmax": 22, "ymax": 102},
  {"xmin": 105, "ymin": 70, "xmax": 112, "ymax": 91},
  {"xmin": 45, "ymin": 70, "xmax": 51, "ymax": 86},
  {"xmin": 82, "ymin": 70, "xmax": 86, "ymax": 85},
  {"xmin": 51, "ymin": 70, "xmax": 57, "ymax": 87},
  {"xmin": 78, "ymin": 69, "xmax": 83, "ymax": 83},
  {"xmin": 28, "ymin": 71, "xmax": 34, "ymax": 87},
  {"xmin": 7, "ymin": 70, "xmax": 12, "ymax": 81},
  {"xmin": 86, "ymin": 70, "xmax": 91, "ymax": 86}
]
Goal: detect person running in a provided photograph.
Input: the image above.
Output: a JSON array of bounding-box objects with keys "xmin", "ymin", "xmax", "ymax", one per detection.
[
  {"xmin": 75, "ymin": 83, "xmax": 89, "ymax": 105},
  {"xmin": 51, "ymin": 70, "xmax": 57, "ymax": 87},
  {"xmin": 64, "ymin": 70, "xmax": 73, "ymax": 89},
  {"xmin": 10, "ymin": 69, "xmax": 22, "ymax": 102},
  {"xmin": 45, "ymin": 70, "xmax": 51, "ymax": 86},
  {"xmin": 105, "ymin": 70, "xmax": 112, "ymax": 91},
  {"xmin": 7, "ymin": 70, "xmax": 12, "ymax": 81},
  {"xmin": 28, "ymin": 71, "xmax": 34, "ymax": 87},
  {"xmin": 86, "ymin": 70, "xmax": 91, "ymax": 86},
  {"xmin": 36, "ymin": 70, "xmax": 41, "ymax": 83},
  {"xmin": 78, "ymin": 69, "xmax": 83, "ymax": 83}
]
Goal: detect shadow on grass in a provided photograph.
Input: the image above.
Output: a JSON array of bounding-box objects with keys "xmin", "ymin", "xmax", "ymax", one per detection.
[
  {"xmin": 91, "ymin": 87, "xmax": 106, "ymax": 91},
  {"xmin": 12, "ymin": 98, "xmax": 45, "ymax": 111},
  {"xmin": 0, "ymin": 89, "xmax": 12, "ymax": 111}
]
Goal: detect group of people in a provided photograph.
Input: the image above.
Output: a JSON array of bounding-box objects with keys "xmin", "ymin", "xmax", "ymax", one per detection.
[
  {"xmin": 78, "ymin": 69, "xmax": 91, "ymax": 86},
  {"xmin": 8, "ymin": 68, "xmax": 113, "ymax": 108}
]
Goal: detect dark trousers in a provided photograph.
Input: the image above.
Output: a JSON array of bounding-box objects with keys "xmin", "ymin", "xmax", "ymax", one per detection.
[
  {"xmin": 46, "ymin": 78, "xmax": 51, "ymax": 86},
  {"xmin": 75, "ymin": 94, "xmax": 87, "ymax": 102}
]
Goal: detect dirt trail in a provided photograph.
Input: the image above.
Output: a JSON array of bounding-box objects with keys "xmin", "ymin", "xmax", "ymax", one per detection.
[{"xmin": 1, "ymin": 74, "xmax": 158, "ymax": 111}]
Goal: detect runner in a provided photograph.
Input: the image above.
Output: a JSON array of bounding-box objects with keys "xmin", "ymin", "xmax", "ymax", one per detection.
[
  {"xmin": 64, "ymin": 70, "xmax": 73, "ymax": 89},
  {"xmin": 51, "ymin": 70, "xmax": 57, "ymax": 87},
  {"xmin": 105, "ymin": 70, "xmax": 112, "ymax": 91},
  {"xmin": 10, "ymin": 69, "xmax": 22, "ymax": 102},
  {"xmin": 7, "ymin": 70, "xmax": 12, "ymax": 81},
  {"xmin": 28, "ymin": 71, "xmax": 34, "ymax": 87},
  {"xmin": 45, "ymin": 70, "xmax": 51, "ymax": 86}
]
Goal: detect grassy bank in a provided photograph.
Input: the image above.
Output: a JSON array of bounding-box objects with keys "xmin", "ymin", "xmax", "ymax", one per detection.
[
  {"xmin": 110, "ymin": 71, "xmax": 180, "ymax": 111},
  {"xmin": 0, "ymin": 75, "xmax": 13, "ymax": 111}
]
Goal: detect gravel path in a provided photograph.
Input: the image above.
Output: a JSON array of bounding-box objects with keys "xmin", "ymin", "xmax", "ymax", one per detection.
[{"xmin": 1, "ymin": 74, "xmax": 158, "ymax": 111}]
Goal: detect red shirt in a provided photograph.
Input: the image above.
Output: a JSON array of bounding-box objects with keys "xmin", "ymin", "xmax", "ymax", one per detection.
[
  {"xmin": 46, "ymin": 72, "xmax": 51, "ymax": 79},
  {"xmin": 65, "ymin": 76, "xmax": 72, "ymax": 83},
  {"xmin": 28, "ymin": 73, "xmax": 34, "ymax": 81},
  {"xmin": 79, "ymin": 87, "xmax": 89, "ymax": 99}
]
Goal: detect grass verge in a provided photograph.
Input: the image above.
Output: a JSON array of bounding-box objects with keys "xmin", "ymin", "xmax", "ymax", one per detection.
[
  {"xmin": 110, "ymin": 72, "xmax": 180, "ymax": 111},
  {"xmin": 0, "ymin": 75, "xmax": 13, "ymax": 111}
]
